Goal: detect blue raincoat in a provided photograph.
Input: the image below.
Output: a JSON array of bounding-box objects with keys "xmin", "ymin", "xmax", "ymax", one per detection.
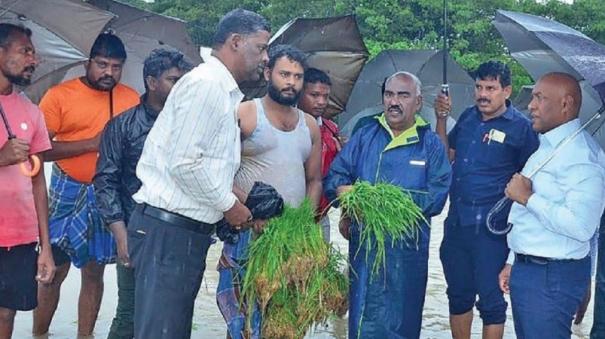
[{"xmin": 324, "ymin": 115, "xmax": 451, "ymax": 339}]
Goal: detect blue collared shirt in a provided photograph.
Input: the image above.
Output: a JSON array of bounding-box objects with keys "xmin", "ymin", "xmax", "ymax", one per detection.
[
  {"xmin": 447, "ymin": 102, "xmax": 539, "ymax": 227},
  {"xmin": 507, "ymin": 118, "xmax": 605, "ymax": 262}
]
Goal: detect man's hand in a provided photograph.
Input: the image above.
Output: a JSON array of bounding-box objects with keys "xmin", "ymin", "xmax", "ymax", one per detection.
[
  {"xmin": 339, "ymin": 216, "xmax": 351, "ymax": 240},
  {"xmin": 505, "ymin": 173, "xmax": 533, "ymax": 206},
  {"xmin": 574, "ymin": 281, "xmax": 592, "ymax": 324},
  {"xmin": 36, "ymin": 245, "xmax": 56, "ymax": 284},
  {"xmin": 247, "ymin": 219, "xmax": 268, "ymax": 234},
  {"xmin": 224, "ymin": 200, "xmax": 252, "ymax": 227},
  {"xmin": 0, "ymin": 138, "xmax": 29, "ymax": 166},
  {"xmin": 434, "ymin": 93, "xmax": 452, "ymax": 119},
  {"xmin": 109, "ymin": 221, "xmax": 130, "ymax": 267},
  {"xmin": 336, "ymin": 185, "xmax": 353, "ymax": 197},
  {"xmin": 499, "ymin": 264, "xmax": 512, "ymax": 294}
]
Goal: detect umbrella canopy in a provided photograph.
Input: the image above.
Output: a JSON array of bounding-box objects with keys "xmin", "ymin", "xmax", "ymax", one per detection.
[
  {"xmin": 0, "ymin": 0, "xmax": 115, "ymax": 102},
  {"xmin": 340, "ymin": 49, "xmax": 475, "ymax": 129},
  {"xmin": 25, "ymin": 0, "xmax": 201, "ymax": 102},
  {"xmin": 494, "ymin": 9, "xmax": 605, "ymax": 148},
  {"xmin": 240, "ymin": 15, "xmax": 369, "ymax": 119}
]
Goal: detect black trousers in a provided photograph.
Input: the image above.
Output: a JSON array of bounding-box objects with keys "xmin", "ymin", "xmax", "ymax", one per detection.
[{"xmin": 128, "ymin": 204, "xmax": 215, "ymax": 339}]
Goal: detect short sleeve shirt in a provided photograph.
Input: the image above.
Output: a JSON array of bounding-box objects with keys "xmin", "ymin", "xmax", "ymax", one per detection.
[
  {"xmin": 0, "ymin": 91, "xmax": 51, "ymax": 247},
  {"xmin": 40, "ymin": 78, "xmax": 139, "ymax": 183},
  {"xmin": 447, "ymin": 102, "xmax": 539, "ymax": 227}
]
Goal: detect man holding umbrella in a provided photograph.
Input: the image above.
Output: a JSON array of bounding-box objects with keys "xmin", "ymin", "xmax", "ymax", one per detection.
[
  {"xmin": 0, "ymin": 23, "xmax": 56, "ymax": 339},
  {"xmin": 34, "ymin": 33, "xmax": 139, "ymax": 337},
  {"xmin": 499, "ymin": 72, "xmax": 605, "ymax": 338},
  {"xmin": 435, "ymin": 61, "xmax": 539, "ymax": 339}
]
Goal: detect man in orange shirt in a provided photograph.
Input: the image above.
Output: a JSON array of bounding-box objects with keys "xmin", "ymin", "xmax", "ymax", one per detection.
[
  {"xmin": 33, "ymin": 33, "xmax": 139, "ymax": 337},
  {"xmin": 0, "ymin": 23, "xmax": 56, "ymax": 339}
]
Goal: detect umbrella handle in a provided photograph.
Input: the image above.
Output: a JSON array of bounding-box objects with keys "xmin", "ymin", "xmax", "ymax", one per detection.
[{"xmin": 19, "ymin": 154, "xmax": 41, "ymax": 177}]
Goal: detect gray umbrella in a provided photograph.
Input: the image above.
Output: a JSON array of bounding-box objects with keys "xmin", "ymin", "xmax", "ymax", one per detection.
[
  {"xmin": 0, "ymin": 0, "xmax": 115, "ymax": 102},
  {"xmin": 240, "ymin": 15, "xmax": 369, "ymax": 119},
  {"xmin": 25, "ymin": 0, "xmax": 201, "ymax": 101},
  {"xmin": 493, "ymin": 9, "xmax": 605, "ymax": 148},
  {"xmin": 340, "ymin": 49, "xmax": 475, "ymax": 131}
]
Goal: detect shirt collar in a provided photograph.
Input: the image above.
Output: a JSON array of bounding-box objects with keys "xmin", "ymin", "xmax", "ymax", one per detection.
[
  {"xmin": 540, "ymin": 118, "xmax": 581, "ymax": 148},
  {"xmin": 205, "ymin": 55, "xmax": 242, "ymax": 96},
  {"xmin": 377, "ymin": 113, "xmax": 429, "ymax": 150},
  {"xmin": 474, "ymin": 99, "xmax": 515, "ymax": 121}
]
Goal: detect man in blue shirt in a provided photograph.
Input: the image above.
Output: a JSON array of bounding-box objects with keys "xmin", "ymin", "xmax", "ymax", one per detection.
[
  {"xmin": 499, "ymin": 72, "xmax": 605, "ymax": 339},
  {"xmin": 434, "ymin": 61, "xmax": 539, "ymax": 339}
]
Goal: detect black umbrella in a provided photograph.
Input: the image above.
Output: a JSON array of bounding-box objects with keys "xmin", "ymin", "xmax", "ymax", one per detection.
[
  {"xmin": 486, "ymin": 10, "xmax": 605, "ymax": 234},
  {"xmin": 240, "ymin": 15, "xmax": 369, "ymax": 119},
  {"xmin": 339, "ymin": 49, "xmax": 475, "ymax": 136}
]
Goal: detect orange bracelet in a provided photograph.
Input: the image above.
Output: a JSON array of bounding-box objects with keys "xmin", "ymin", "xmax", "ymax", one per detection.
[{"xmin": 19, "ymin": 154, "xmax": 40, "ymax": 177}]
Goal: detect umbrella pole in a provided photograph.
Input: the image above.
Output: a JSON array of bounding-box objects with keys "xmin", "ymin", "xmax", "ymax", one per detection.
[
  {"xmin": 486, "ymin": 106, "xmax": 605, "ymax": 235},
  {"xmin": 441, "ymin": 0, "xmax": 449, "ymax": 98},
  {"xmin": 0, "ymin": 103, "xmax": 16, "ymax": 139}
]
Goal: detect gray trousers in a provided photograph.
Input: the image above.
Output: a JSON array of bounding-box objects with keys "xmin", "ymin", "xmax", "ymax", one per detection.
[{"xmin": 128, "ymin": 205, "xmax": 214, "ymax": 339}]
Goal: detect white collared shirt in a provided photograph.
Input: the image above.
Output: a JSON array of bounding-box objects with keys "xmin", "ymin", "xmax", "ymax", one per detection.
[
  {"xmin": 507, "ymin": 118, "xmax": 605, "ymax": 262},
  {"xmin": 133, "ymin": 56, "xmax": 244, "ymax": 223}
]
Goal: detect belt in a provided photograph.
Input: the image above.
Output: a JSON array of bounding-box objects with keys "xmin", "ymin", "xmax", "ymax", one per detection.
[
  {"xmin": 140, "ymin": 204, "xmax": 215, "ymax": 235},
  {"xmin": 515, "ymin": 253, "xmax": 580, "ymax": 265}
]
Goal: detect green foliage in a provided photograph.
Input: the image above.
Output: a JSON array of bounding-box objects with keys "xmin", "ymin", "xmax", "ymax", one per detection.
[{"xmin": 119, "ymin": 0, "xmax": 605, "ymax": 94}]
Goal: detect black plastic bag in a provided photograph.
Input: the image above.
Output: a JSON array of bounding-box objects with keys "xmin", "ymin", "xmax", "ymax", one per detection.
[{"xmin": 216, "ymin": 181, "xmax": 284, "ymax": 243}]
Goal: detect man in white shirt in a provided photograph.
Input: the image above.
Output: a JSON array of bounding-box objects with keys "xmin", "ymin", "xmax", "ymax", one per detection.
[
  {"xmin": 499, "ymin": 72, "xmax": 605, "ymax": 339},
  {"xmin": 127, "ymin": 9, "xmax": 270, "ymax": 338}
]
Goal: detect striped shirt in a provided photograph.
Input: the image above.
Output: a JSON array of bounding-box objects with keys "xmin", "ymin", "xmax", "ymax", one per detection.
[{"xmin": 133, "ymin": 55, "xmax": 243, "ymax": 223}]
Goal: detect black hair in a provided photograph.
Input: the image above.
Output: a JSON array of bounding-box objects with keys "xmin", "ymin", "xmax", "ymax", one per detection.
[
  {"xmin": 143, "ymin": 49, "xmax": 193, "ymax": 90},
  {"xmin": 213, "ymin": 9, "xmax": 270, "ymax": 47},
  {"xmin": 304, "ymin": 67, "xmax": 331, "ymax": 86},
  {"xmin": 90, "ymin": 32, "xmax": 127, "ymax": 61},
  {"xmin": 0, "ymin": 23, "xmax": 32, "ymax": 47},
  {"xmin": 267, "ymin": 44, "xmax": 307, "ymax": 70},
  {"xmin": 473, "ymin": 60, "xmax": 511, "ymax": 88}
]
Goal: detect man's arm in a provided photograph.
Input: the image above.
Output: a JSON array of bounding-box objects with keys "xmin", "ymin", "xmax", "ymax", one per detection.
[
  {"xmin": 506, "ymin": 164, "xmax": 605, "ymax": 242},
  {"xmin": 304, "ymin": 114, "xmax": 323, "ymax": 209},
  {"xmin": 165, "ymin": 78, "xmax": 250, "ymax": 225},
  {"xmin": 424, "ymin": 135, "xmax": 452, "ymax": 217},
  {"xmin": 31, "ymin": 153, "xmax": 56, "ymax": 283},
  {"xmin": 44, "ymin": 131, "xmax": 100, "ymax": 161}
]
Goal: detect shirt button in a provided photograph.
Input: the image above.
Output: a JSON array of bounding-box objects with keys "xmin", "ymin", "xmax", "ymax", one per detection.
[
  {"xmin": 463, "ymin": 158, "xmax": 469, "ymax": 163},
  {"xmin": 472, "ymin": 140, "xmax": 476, "ymax": 144},
  {"xmin": 456, "ymin": 178, "xmax": 460, "ymax": 182}
]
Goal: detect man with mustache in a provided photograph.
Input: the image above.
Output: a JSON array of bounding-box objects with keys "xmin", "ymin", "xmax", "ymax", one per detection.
[
  {"xmin": 34, "ymin": 33, "xmax": 139, "ymax": 337},
  {"xmin": 325, "ymin": 71, "xmax": 451, "ymax": 338},
  {"xmin": 216, "ymin": 44, "xmax": 322, "ymax": 339},
  {"xmin": 499, "ymin": 72, "xmax": 605, "ymax": 338},
  {"xmin": 129, "ymin": 9, "xmax": 270, "ymax": 338},
  {"xmin": 0, "ymin": 23, "xmax": 56, "ymax": 339},
  {"xmin": 434, "ymin": 61, "xmax": 539, "ymax": 339}
]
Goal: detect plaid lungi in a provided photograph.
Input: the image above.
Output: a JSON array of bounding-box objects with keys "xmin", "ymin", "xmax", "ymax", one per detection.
[{"xmin": 48, "ymin": 164, "xmax": 115, "ymax": 268}]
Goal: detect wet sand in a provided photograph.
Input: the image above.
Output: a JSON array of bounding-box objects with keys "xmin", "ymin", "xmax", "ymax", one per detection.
[{"xmin": 13, "ymin": 196, "xmax": 596, "ymax": 338}]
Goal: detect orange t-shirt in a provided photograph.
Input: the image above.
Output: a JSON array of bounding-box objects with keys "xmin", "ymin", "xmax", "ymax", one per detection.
[{"xmin": 40, "ymin": 78, "xmax": 139, "ymax": 183}]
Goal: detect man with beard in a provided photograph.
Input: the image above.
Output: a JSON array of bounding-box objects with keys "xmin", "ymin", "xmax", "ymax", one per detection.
[
  {"xmin": 325, "ymin": 71, "xmax": 451, "ymax": 338},
  {"xmin": 297, "ymin": 67, "xmax": 340, "ymax": 241},
  {"xmin": 94, "ymin": 49, "xmax": 192, "ymax": 339},
  {"xmin": 129, "ymin": 9, "xmax": 270, "ymax": 338},
  {"xmin": 34, "ymin": 33, "xmax": 139, "ymax": 337},
  {"xmin": 0, "ymin": 23, "xmax": 56, "ymax": 339},
  {"xmin": 434, "ymin": 61, "xmax": 539, "ymax": 339},
  {"xmin": 216, "ymin": 44, "xmax": 322, "ymax": 339}
]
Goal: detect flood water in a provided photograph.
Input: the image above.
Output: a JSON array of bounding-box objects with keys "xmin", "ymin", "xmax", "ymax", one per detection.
[{"xmin": 13, "ymin": 171, "xmax": 596, "ymax": 339}]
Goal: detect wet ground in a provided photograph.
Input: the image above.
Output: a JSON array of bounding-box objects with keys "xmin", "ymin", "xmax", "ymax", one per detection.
[{"xmin": 13, "ymin": 187, "xmax": 596, "ymax": 338}]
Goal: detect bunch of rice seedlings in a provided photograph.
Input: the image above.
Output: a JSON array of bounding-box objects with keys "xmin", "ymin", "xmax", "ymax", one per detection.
[
  {"xmin": 338, "ymin": 181, "xmax": 427, "ymax": 277},
  {"xmin": 241, "ymin": 199, "xmax": 348, "ymax": 338}
]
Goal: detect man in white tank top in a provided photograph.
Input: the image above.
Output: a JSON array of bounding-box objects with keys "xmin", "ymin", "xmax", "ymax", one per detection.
[{"xmin": 217, "ymin": 45, "xmax": 322, "ymax": 339}]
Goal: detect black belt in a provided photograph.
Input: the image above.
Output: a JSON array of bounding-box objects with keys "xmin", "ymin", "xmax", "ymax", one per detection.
[
  {"xmin": 140, "ymin": 204, "xmax": 215, "ymax": 235},
  {"xmin": 515, "ymin": 253, "xmax": 580, "ymax": 265}
]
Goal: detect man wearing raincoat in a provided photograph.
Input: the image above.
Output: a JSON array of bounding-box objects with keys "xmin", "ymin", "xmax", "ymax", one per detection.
[{"xmin": 324, "ymin": 71, "xmax": 451, "ymax": 339}]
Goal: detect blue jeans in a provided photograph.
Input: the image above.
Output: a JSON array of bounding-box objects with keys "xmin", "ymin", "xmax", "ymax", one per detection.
[
  {"xmin": 591, "ymin": 222, "xmax": 605, "ymax": 339},
  {"xmin": 510, "ymin": 255, "xmax": 590, "ymax": 339}
]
